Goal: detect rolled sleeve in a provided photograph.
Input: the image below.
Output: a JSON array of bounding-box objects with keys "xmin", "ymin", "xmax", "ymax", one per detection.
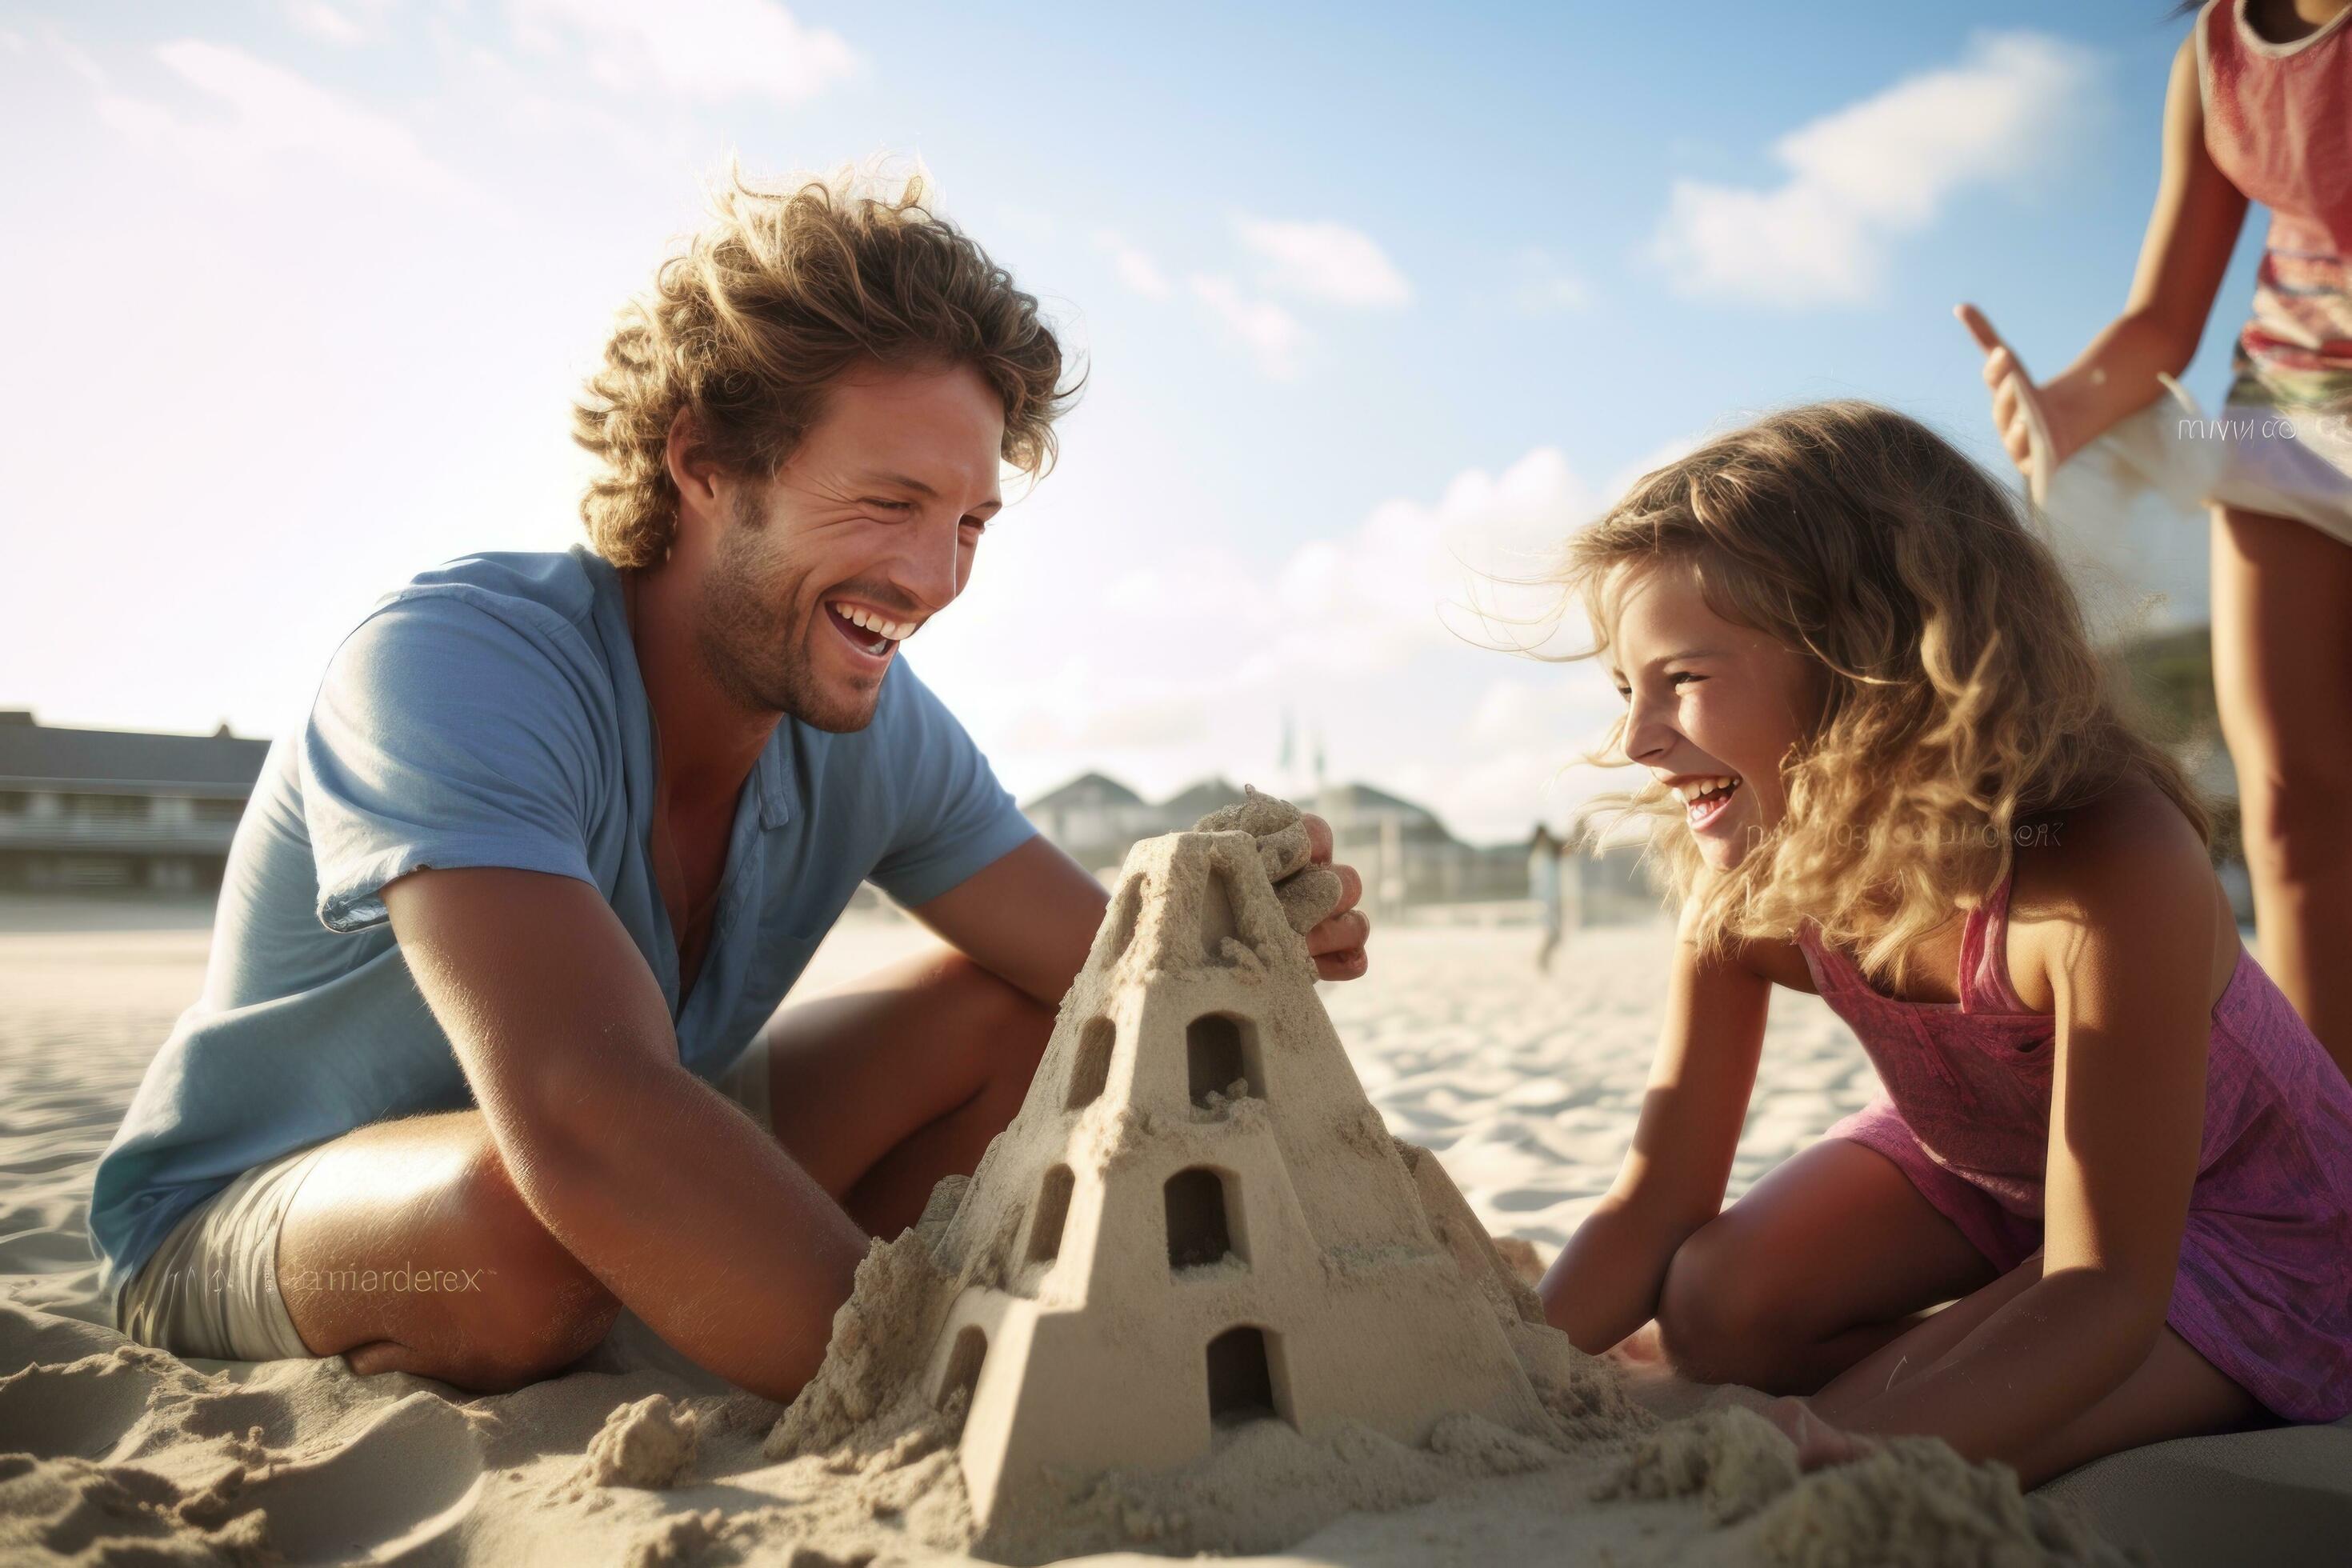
[
  {"xmin": 302, "ymin": 594, "xmax": 603, "ymax": 933},
  {"xmin": 867, "ymin": 662, "xmax": 1037, "ymax": 907}
]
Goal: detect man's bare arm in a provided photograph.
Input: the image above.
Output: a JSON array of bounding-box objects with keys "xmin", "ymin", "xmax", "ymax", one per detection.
[
  {"xmin": 908, "ymin": 836, "xmax": 1109, "ymax": 1009},
  {"xmin": 912, "ymin": 814, "xmax": 1373, "ymax": 1006},
  {"xmin": 382, "ymin": 865, "xmax": 866, "ymax": 1400}
]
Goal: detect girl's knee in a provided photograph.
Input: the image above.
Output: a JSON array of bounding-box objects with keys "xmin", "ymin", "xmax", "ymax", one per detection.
[{"xmin": 1654, "ymin": 1222, "xmax": 1800, "ymax": 1385}]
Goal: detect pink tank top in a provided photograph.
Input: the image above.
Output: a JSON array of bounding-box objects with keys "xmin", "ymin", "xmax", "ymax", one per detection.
[{"xmin": 2197, "ymin": 0, "xmax": 2352, "ymax": 406}]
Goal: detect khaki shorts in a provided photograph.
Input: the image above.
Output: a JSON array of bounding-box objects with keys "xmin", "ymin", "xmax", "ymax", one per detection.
[{"xmin": 113, "ymin": 1042, "xmax": 775, "ymax": 1362}]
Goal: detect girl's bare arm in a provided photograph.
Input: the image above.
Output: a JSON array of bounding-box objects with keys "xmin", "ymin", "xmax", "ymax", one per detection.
[
  {"xmin": 1966, "ymin": 34, "xmax": 2251, "ymax": 470},
  {"xmin": 1539, "ymin": 898, "xmax": 1772, "ymax": 1352}
]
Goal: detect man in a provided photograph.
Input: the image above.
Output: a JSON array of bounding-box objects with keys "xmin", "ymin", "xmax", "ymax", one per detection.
[{"xmin": 88, "ymin": 169, "xmax": 1371, "ymax": 1402}]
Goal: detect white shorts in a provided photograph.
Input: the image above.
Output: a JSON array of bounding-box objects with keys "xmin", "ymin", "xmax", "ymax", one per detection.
[
  {"xmin": 2210, "ymin": 401, "xmax": 2352, "ymax": 548},
  {"xmin": 111, "ymin": 1041, "xmax": 776, "ymax": 1363}
]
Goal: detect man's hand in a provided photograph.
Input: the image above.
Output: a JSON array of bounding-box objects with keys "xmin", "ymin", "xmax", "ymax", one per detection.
[
  {"xmin": 1191, "ymin": 787, "xmax": 1371, "ymax": 982},
  {"xmin": 1298, "ymin": 810, "xmax": 1370, "ymax": 982}
]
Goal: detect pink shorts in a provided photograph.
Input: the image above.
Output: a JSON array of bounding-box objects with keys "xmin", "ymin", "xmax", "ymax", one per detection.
[
  {"xmin": 1827, "ymin": 1099, "xmax": 2045, "ymax": 1274},
  {"xmin": 1825, "ymin": 1099, "xmax": 2352, "ymax": 1425}
]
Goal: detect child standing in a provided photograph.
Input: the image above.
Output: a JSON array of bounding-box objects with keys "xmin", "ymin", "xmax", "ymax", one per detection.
[
  {"xmin": 1535, "ymin": 402, "xmax": 2352, "ymax": 1487},
  {"xmin": 1962, "ymin": 0, "xmax": 2352, "ymax": 1072},
  {"xmin": 1530, "ymin": 822, "xmax": 1566, "ymax": 974}
]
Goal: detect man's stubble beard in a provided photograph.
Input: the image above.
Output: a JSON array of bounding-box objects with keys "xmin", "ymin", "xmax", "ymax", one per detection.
[{"xmin": 694, "ymin": 502, "xmax": 883, "ymax": 734}]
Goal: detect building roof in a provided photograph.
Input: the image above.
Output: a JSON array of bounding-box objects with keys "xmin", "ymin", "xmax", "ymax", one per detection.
[
  {"xmin": 1022, "ymin": 771, "xmax": 1147, "ymax": 814},
  {"xmin": 1158, "ymin": 777, "xmax": 1247, "ymax": 822},
  {"xmin": 1312, "ymin": 781, "xmax": 1442, "ymax": 825},
  {"xmin": 0, "ymin": 713, "xmax": 272, "ymax": 796}
]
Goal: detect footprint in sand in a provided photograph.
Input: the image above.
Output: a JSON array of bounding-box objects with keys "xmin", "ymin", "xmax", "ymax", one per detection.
[{"xmin": 237, "ymin": 1392, "xmax": 486, "ymax": 1563}]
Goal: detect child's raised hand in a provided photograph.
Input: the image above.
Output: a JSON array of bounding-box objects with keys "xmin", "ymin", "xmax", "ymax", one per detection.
[{"xmin": 1956, "ymin": 302, "xmax": 2061, "ymax": 504}]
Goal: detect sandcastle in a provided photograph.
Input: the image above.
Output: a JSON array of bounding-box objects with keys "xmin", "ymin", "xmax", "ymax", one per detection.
[
  {"xmin": 914, "ymin": 802, "xmax": 1557, "ymax": 1520},
  {"xmin": 766, "ymin": 791, "xmax": 1590, "ymax": 1559}
]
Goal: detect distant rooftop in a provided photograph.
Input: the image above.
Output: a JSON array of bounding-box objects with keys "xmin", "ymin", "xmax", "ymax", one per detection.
[
  {"xmin": 0, "ymin": 711, "xmax": 272, "ymax": 796},
  {"xmin": 1157, "ymin": 777, "xmax": 1247, "ymax": 821},
  {"xmin": 1022, "ymin": 771, "xmax": 1148, "ymax": 814}
]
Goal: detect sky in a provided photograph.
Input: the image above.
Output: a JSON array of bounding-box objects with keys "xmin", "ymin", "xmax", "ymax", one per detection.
[{"xmin": 0, "ymin": 0, "xmax": 2267, "ymax": 844}]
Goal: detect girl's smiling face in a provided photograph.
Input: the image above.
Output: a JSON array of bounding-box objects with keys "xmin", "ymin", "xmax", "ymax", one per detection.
[{"xmin": 1605, "ymin": 562, "xmax": 1821, "ymax": 871}]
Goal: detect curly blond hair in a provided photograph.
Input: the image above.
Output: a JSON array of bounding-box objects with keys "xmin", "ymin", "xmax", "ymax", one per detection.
[
  {"xmin": 573, "ymin": 163, "xmax": 1076, "ymax": 567},
  {"xmin": 1561, "ymin": 402, "xmax": 2206, "ymax": 986}
]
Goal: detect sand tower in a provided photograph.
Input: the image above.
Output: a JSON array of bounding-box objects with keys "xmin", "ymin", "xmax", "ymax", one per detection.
[{"xmin": 906, "ymin": 814, "xmax": 1554, "ymax": 1544}]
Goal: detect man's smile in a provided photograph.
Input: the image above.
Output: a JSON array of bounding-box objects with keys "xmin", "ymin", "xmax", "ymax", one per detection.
[{"xmin": 824, "ymin": 598, "xmax": 923, "ymax": 662}]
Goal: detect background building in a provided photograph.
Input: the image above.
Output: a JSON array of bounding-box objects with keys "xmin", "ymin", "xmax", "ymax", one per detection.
[
  {"xmin": 0, "ymin": 712, "xmax": 268, "ymax": 894},
  {"xmin": 1019, "ymin": 771, "xmax": 1662, "ymax": 926}
]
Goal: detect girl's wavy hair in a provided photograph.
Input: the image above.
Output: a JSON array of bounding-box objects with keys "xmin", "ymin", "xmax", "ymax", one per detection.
[
  {"xmin": 1561, "ymin": 401, "xmax": 2207, "ymax": 984},
  {"xmin": 574, "ymin": 162, "xmax": 1078, "ymax": 567}
]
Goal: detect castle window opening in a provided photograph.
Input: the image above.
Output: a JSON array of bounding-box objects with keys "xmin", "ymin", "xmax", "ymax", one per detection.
[
  {"xmin": 1186, "ymin": 1014, "xmax": 1258, "ymax": 1106},
  {"xmin": 1164, "ymin": 1166, "xmax": 1238, "ymax": 1270},
  {"xmin": 1029, "ymin": 1165, "xmax": 1074, "ymax": 1263}
]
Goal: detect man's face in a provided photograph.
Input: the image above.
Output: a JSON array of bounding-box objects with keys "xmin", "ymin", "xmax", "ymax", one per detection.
[{"xmin": 690, "ymin": 359, "xmax": 1005, "ymax": 733}]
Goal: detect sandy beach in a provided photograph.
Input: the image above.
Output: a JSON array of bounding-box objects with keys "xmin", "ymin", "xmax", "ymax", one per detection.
[{"xmin": 3, "ymin": 898, "xmax": 2348, "ymax": 1564}]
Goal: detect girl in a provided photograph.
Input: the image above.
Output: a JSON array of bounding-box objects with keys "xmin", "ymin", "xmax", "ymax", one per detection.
[
  {"xmin": 1962, "ymin": 0, "xmax": 2352, "ymax": 1072},
  {"xmin": 1534, "ymin": 402, "xmax": 2352, "ymax": 1487}
]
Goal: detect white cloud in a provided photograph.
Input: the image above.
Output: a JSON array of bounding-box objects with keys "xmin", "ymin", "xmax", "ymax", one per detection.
[
  {"xmin": 1007, "ymin": 682, "xmax": 1210, "ymax": 753},
  {"xmin": 1234, "ymin": 214, "xmax": 1411, "ymax": 308},
  {"xmin": 1467, "ymin": 679, "xmax": 1573, "ymax": 750},
  {"xmin": 920, "ymin": 442, "xmax": 1627, "ymax": 840},
  {"xmin": 94, "ymin": 40, "xmax": 474, "ymax": 200},
  {"xmin": 1510, "ymin": 249, "xmax": 1591, "ymax": 315},
  {"xmin": 509, "ymin": 0, "xmax": 858, "ymax": 105},
  {"xmin": 283, "ymin": 2, "xmax": 367, "ymax": 46},
  {"xmin": 1650, "ymin": 30, "xmax": 2094, "ymax": 307},
  {"xmin": 1086, "ymin": 444, "xmax": 1600, "ymax": 686},
  {"xmin": 1095, "ymin": 229, "xmax": 1170, "ymax": 300},
  {"xmin": 1189, "ymin": 274, "xmax": 1309, "ymax": 380}
]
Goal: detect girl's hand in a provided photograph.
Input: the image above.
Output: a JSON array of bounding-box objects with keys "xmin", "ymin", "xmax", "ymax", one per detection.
[
  {"xmin": 1957, "ymin": 303, "xmax": 2074, "ymax": 503},
  {"xmin": 1603, "ymin": 1319, "xmax": 1667, "ymax": 1370},
  {"xmin": 1762, "ymin": 1395, "xmax": 1877, "ymax": 1471}
]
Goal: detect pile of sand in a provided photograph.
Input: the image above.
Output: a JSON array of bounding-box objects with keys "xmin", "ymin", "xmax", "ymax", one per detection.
[
  {"xmin": 746, "ymin": 1176, "xmax": 2119, "ymax": 1566},
  {"xmin": 750, "ymin": 794, "xmax": 2125, "ymax": 1566}
]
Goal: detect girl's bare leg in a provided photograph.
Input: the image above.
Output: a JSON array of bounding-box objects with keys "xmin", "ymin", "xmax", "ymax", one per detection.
[
  {"xmin": 1814, "ymin": 1250, "xmax": 2262, "ymax": 1488},
  {"xmin": 2210, "ymin": 503, "xmax": 2352, "ymax": 1076},
  {"xmin": 1646, "ymin": 1138, "xmax": 1998, "ymax": 1394}
]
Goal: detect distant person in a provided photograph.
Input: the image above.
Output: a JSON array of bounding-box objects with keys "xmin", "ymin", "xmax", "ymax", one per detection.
[
  {"xmin": 1535, "ymin": 404, "xmax": 2352, "ymax": 1485},
  {"xmin": 1960, "ymin": 0, "xmax": 2352, "ymax": 1074},
  {"xmin": 87, "ymin": 168, "xmax": 1373, "ymax": 1401},
  {"xmin": 1529, "ymin": 823, "xmax": 1565, "ymax": 973}
]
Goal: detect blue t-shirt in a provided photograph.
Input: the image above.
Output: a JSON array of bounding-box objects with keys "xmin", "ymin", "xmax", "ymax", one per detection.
[{"xmin": 88, "ymin": 546, "xmax": 1034, "ymax": 1307}]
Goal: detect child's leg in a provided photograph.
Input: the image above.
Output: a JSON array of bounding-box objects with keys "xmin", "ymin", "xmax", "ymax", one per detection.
[
  {"xmin": 2210, "ymin": 503, "xmax": 2352, "ymax": 1075},
  {"xmin": 1812, "ymin": 1250, "xmax": 2262, "ymax": 1487},
  {"xmin": 1650, "ymin": 1137, "xmax": 1998, "ymax": 1394}
]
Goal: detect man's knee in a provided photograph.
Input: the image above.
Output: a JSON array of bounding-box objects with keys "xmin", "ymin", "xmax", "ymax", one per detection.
[
  {"xmin": 939, "ymin": 952, "xmax": 1054, "ymax": 1086},
  {"xmin": 427, "ymin": 1137, "xmax": 619, "ymax": 1390}
]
